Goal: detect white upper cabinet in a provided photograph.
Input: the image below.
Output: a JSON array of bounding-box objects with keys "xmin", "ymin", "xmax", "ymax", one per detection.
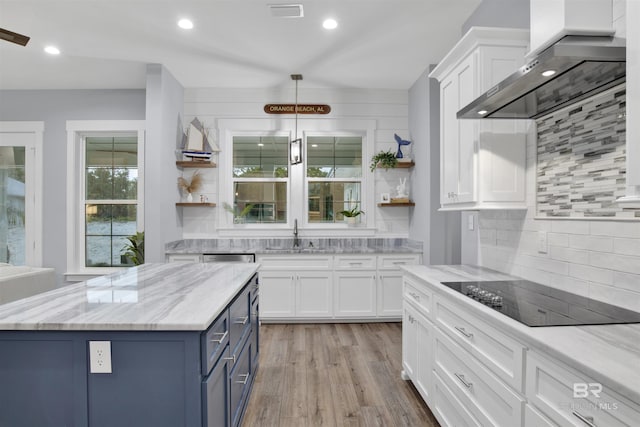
[{"xmin": 430, "ymin": 27, "xmax": 530, "ymax": 211}]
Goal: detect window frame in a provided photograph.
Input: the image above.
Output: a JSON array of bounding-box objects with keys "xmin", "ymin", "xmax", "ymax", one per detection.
[
  {"xmin": 66, "ymin": 120, "xmax": 145, "ymax": 280},
  {"xmin": 304, "ymin": 132, "xmax": 366, "ymax": 227},
  {"xmin": 0, "ymin": 121, "xmax": 44, "ymax": 266}
]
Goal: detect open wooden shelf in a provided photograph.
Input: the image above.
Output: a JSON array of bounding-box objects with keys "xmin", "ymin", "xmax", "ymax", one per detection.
[
  {"xmin": 176, "ymin": 161, "xmax": 216, "ymax": 168},
  {"xmin": 375, "ymin": 161, "xmax": 414, "ymax": 169},
  {"xmin": 378, "ymin": 202, "xmax": 415, "ymax": 207},
  {"xmin": 175, "ymin": 202, "xmax": 217, "ymax": 207}
]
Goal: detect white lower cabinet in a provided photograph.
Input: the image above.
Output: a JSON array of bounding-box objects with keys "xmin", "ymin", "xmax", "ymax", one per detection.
[
  {"xmin": 258, "ymin": 271, "xmax": 295, "ymax": 318},
  {"xmin": 402, "ymin": 271, "xmax": 640, "ymax": 427},
  {"xmin": 526, "ymin": 350, "xmax": 640, "ymax": 427},
  {"xmin": 296, "ymin": 271, "xmax": 332, "ymax": 317},
  {"xmin": 333, "ymin": 270, "xmax": 376, "ymax": 317},
  {"xmin": 258, "ymin": 253, "xmax": 420, "ymax": 321},
  {"xmin": 402, "ymin": 301, "xmax": 433, "ymax": 403}
]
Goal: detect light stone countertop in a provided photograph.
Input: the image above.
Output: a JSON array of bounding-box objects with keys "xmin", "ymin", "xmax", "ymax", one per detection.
[
  {"xmin": 165, "ymin": 237, "xmax": 423, "ymax": 255},
  {"xmin": 0, "ymin": 263, "xmax": 259, "ymax": 332},
  {"xmin": 401, "ymin": 264, "xmax": 640, "ymax": 405}
]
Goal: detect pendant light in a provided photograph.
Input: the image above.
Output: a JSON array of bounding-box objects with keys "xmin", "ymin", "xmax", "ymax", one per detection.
[{"xmin": 290, "ymin": 74, "xmax": 303, "ymax": 165}]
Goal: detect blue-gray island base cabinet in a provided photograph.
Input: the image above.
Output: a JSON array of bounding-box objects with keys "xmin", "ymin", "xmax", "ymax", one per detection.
[{"xmin": 0, "ymin": 263, "xmax": 260, "ymax": 427}]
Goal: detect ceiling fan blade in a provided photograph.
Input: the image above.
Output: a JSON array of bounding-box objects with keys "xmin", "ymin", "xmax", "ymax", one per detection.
[{"xmin": 0, "ymin": 28, "xmax": 30, "ymax": 46}]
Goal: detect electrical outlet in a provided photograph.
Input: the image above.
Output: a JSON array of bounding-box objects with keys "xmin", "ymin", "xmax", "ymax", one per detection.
[
  {"xmin": 89, "ymin": 341, "xmax": 112, "ymax": 374},
  {"xmin": 538, "ymin": 231, "xmax": 548, "ymax": 254}
]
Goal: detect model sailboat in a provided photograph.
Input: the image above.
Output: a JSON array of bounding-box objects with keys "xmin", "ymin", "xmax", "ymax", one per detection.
[{"xmin": 180, "ymin": 118, "xmax": 219, "ymax": 162}]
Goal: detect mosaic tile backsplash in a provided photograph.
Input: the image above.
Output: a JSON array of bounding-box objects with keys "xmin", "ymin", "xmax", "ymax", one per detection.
[{"xmin": 537, "ymin": 85, "xmax": 639, "ymax": 218}]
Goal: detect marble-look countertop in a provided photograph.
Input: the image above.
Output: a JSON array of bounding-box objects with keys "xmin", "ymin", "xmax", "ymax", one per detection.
[
  {"xmin": 401, "ymin": 264, "xmax": 640, "ymax": 404},
  {"xmin": 0, "ymin": 263, "xmax": 259, "ymax": 332},
  {"xmin": 166, "ymin": 237, "xmax": 423, "ymax": 255}
]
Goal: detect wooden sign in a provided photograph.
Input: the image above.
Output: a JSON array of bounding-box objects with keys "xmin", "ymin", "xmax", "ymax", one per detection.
[{"xmin": 264, "ymin": 104, "xmax": 331, "ymax": 114}]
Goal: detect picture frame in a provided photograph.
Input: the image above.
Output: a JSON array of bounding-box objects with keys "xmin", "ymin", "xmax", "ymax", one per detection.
[{"xmin": 380, "ymin": 193, "xmax": 390, "ymax": 203}]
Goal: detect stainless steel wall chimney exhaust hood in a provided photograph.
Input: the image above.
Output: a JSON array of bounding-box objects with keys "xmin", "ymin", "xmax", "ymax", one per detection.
[{"xmin": 457, "ymin": 35, "xmax": 626, "ymax": 120}]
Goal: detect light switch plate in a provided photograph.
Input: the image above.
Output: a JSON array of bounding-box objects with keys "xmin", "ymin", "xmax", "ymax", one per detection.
[
  {"xmin": 538, "ymin": 231, "xmax": 548, "ymax": 254},
  {"xmin": 467, "ymin": 214, "xmax": 475, "ymax": 231},
  {"xmin": 89, "ymin": 341, "xmax": 112, "ymax": 374}
]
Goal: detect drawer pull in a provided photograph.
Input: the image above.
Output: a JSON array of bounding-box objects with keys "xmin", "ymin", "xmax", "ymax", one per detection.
[
  {"xmin": 572, "ymin": 411, "xmax": 596, "ymax": 427},
  {"xmin": 210, "ymin": 330, "xmax": 228, "ymax": 344},
  {"xmin": 455, "ymin": 373, "xmax": 473, "ymax": 389},
  {"xmin": 393, "ymin": 261, "xmax": 407, "ymax": 265},
  {"xmin": 454, "ymin": 326, "xmax": 473, "ymax": 339},
  {"xmin": 223, "ymin": 355, "xmax": 236, "ymax": 364},
  {"xmin": 236, "ymin": 373, "xmax": 250, "ymax": 385},
  {"xmin": 349, "ymin": 262, "xmax": 363, "ymax": 266},
  {"xmin": 409, "ymin": 292, "xmax": 420, "ymax": 301},
  {"xmin": 234, "ymin": 316, "xmax": 249, "ymax": 325}
]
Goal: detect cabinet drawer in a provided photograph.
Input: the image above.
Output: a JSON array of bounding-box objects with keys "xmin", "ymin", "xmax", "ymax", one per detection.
[
  {"xmin": 378, "ymin": 254, "xmax": 420, "ymax": 269},
  {"xmin": 201, "ymin": 310, "xmax": 230, "ymax": 375},
  {"xmin": 434, "ymin": 327, "xmax": 525, "ymax": 427},
  {"xmin": 527, "ymin": 350, "xmax": 640, "ymax": 427},
  {"xmin": 334, "ymin": 255, "xmax": 376, "ymax": 269},
  {"xmin": 433, "ymin": 371, "xmax": 482, "ymax": 427},
  {"xmin": 229, "ymin": 284, "xmax": 251, "ymax": 357},
  {"xmin": 167, "ymin": 254, "xmax": 202, "ymax": 262},
  {"xmin": 257, "ymin": 255, "xmax": 332, "ymax": 270},
  {"xmin": 230, "ymin": 339, "xmax": 252, "ymax": 427},
  {"xmin": 434, "ymin": 294, "xmax": 525, "ymax": 392},
  {"xmin": 404, "ymin": 276, "xmax": 432, "ymax": 319},
  {"xmin": 524, "ymin": 404, "xmax": 555, "ymax": 427}
]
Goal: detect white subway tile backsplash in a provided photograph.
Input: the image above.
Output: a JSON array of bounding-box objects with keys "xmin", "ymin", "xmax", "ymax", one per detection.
[
  {"xmin": 589, "ymin": 282, "xmax": 640, "ymax": 312},
  {"xmin": 613, "ymin": 271, "xmax": 640, "ymax": 292},
  {"xmin": 590, "ymin": 221, "xmax": 640, "ymax": 238},
  {"xmin": 550, "ymin": 220, "xmax": 590, "ymax": 235},
  {"xmin": 589, "ymin": 252, "xmax": 640, "ymax": 275},
  {"xmin": 547, "ymin": 233, "xmax": 569, "ymax": 247},
  {"xmin": 614, "ymin": 238, "xmax": 640, "ymax": 256},
  {"xmin": 549, "ymin": 246, "xmax": 590, "ymax": 265},
  {"xmin": 569, "ymin": 234, "xmax": 614, "ymax": 252},
  {"xmin": 569, "ymin": 264, "xmax": 614, "ymax": 286}
]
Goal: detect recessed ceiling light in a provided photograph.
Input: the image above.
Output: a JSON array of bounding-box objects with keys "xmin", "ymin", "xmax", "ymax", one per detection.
[
  {"xmin": 322, "ymin": 18, "xmax": 338, "ymax": 30},
  {"xmin": 311, "ymin": 144, "xmax": 318, "ymax": 148},
  {"xmin": 541, "ymin": 70, "xmax": 556, "ymax": 77},
  {"xmin": 44, "ymin": 46, "xmax": 60, "ymax": 55},
  {"xmin": 258, "ymin": 143, "xmax": 264, "ymax": 147},
  {"xmin": 178, "ymin": 19, "xmax": 194, "ymax": 30},
  {"xmin": 477, "ymin": 110, "xmax": 488, "ymax": 116}
]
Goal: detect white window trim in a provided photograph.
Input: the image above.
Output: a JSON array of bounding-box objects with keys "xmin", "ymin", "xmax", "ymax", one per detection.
[
  {"xmin": 218, "ymin": 118, "xmax": 375, "ymax": 236},
  {"xmin": 0, "ymin": 121, "xmax": 44, "ymax": 266},
  {"xmin": 65, "ymin": 120, "xmax": 145, "ymax": 280}
]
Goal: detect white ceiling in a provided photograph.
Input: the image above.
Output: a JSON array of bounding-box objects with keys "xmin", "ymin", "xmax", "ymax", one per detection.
[{"xmin": 0, "ymin": 0, "xmax": 481, "ymax": 90}]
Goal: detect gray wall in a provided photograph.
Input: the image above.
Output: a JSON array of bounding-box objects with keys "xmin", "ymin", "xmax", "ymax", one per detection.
[
  {"xmin": 408, "ymin": 67, "xmax": 461, "ymax": 265},
  {"xmin": 144, "ymin": 65, "xmax": 184, "ymax": 262},
  {"xmin": 0, "ymin": 89, "xmax": 146, "ymax": 284},
  {"xmin": 462, "ymin": 0, "xmax": 530, "ymax": 34}
]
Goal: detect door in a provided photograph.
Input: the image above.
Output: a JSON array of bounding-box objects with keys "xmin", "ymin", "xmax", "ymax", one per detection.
[
  {"xmin": 0, "ymin": 122, "xmax": 43, "ymax": 266},
  {"xmin": 258, "ymin": 271, "xmax": 295, "ymax": 318},
  {"xmin": 377, "ymin": 272, "xmax": 403, "ymax": 317},
  {"xmin": 334, "ymin": 270, "xmax": 376, "ymax": 317},
  {"xmin": 296, "ymin": 271, "xmax": 333, "ymax": 317}
]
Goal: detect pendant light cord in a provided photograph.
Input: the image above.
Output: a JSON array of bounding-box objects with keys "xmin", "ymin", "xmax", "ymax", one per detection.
[{"xmin": 295, "ymin": 78, "xmax": 299, "ymax": 140}]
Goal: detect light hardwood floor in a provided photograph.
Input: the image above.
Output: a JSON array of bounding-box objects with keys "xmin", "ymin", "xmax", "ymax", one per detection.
[{"xmin": 242, "ymin": 323, "xmax": 440, "ymax": 427}]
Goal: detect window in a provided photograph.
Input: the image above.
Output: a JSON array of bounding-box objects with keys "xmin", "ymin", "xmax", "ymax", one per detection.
[
  {"xmin": 67, "ymin": 121, "xmax": 144, "ymax": 277},
  {"xmin": 231, "ymin": 136, "xmax": 288, "ymax": 224},
  {"xmin": 0, "ymin": 122, "xmax": 44, "ymax": 266},
  {"xmin": 306, "ymin": 136, "xmax": 363, "ymax": 223}
]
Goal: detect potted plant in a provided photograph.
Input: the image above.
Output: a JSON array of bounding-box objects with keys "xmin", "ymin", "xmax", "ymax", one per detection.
[
  {"xmin": 121, "ymin": 231, "xmax": 144, "ymax": 265},
  {"xmin": 223, "ymin": 202, "xmax": 255, "ymax": 224},
  {"xmin": 339, "ymin": 205, "xmax": 365, "ymax": 225},
  {"xmin": 370, "ymin": 150, "xmax": 398, "ymax": 171}
]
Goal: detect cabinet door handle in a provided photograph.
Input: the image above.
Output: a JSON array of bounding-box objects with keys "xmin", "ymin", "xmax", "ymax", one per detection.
[
  {"xmin": 454, "ymin": 326, "xmax": 473, "ymax": 339},
  {"xmin": 210, "ymin": 330, "xmax": 228, "ymax": 344},
  {"xmin": 455, "ymin": 373, "xmax": 473, "ymax": 389},
  {"xmin": 572, "ymin": 411, "xmax": 596, "ymax": 427},
  {"xmin": 235, "ymin": 373, "xmax": 250, "ymax": 385},
  {"xmin": 235, "ymin": 316, "xmax": 249, "ymax": 325},
  {"xmin": 223, "ymin": 355, "xmax": 236, "ymax": 364}
]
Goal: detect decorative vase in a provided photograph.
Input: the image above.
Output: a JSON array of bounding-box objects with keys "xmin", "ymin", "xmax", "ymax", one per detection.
[
  {"xmin": 346, "ymin": 216, "xmax": 357, "ymax": 226},
  {"xmin": 187, "ymin": 192, "xmax": 193, "ymax": 203}
]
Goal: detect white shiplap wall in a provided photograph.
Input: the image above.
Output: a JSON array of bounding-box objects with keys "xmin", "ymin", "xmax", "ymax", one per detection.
[
  {"xmin": 475, "ymin": 1, "xmax": 640, "ymax": 311},
  {"xmin": 181, "ymin": 87, "xmax": 411, "ymax": 237}
]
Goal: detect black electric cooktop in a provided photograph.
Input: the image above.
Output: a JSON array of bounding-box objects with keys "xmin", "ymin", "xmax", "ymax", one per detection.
[{"xmin": 441, "ymin": 280, "xmax": 640, "ymax": 327}]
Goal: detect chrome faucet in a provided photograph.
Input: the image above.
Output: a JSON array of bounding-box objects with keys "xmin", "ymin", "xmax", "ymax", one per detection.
[{"xmin": 293, "ymin": 218, "xmax": 300, "ymax": 247}]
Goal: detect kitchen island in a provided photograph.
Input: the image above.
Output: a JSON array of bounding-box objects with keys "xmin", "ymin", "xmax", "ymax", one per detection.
[{"xmin": 0, "ymin": 262, "xmax": 260, "ymax": 427}]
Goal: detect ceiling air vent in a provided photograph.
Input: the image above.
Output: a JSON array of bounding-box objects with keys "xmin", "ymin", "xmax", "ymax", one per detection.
[{"xmin": 268, "ymin": 4, "xmax": 304, "ymax": 18}]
